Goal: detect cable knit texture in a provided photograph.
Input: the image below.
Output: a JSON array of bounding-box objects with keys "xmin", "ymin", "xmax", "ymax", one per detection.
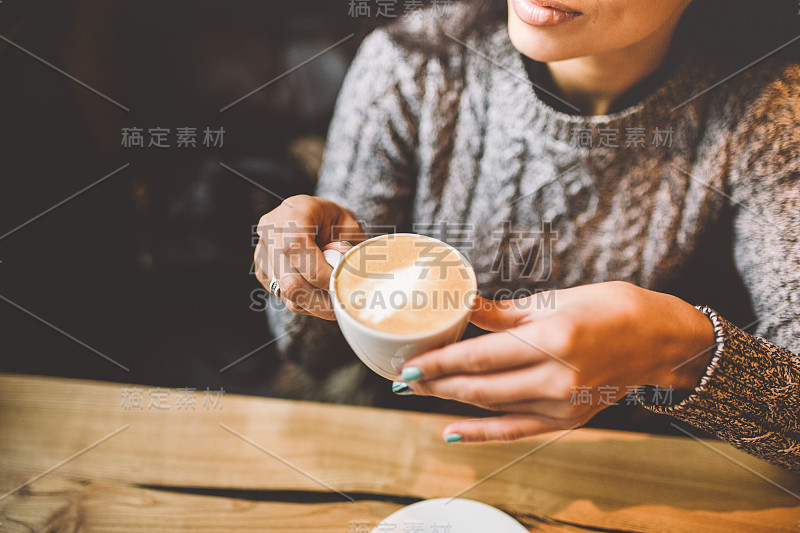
[{"xmin": 267, "ymin": 13, "xmax": 800, "ymax": 471}]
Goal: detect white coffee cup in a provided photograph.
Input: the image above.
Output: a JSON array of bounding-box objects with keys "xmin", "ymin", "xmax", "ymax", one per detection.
[{"xmin": 323, "ymin": 234, "xmax": 477, "ymax": 380}]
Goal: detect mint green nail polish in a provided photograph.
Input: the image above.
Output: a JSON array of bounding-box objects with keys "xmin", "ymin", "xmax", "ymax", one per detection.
[
  {"xmin": 392, "ymin": 382, "xmax": 413, "ymax": 396},
  {"xmin": 445, "ymin": 433, "xmax": 463, "ymax": 444},
  {"xmin": 401, "ymin": 367, "xmax": 422, "ymax": 382}
]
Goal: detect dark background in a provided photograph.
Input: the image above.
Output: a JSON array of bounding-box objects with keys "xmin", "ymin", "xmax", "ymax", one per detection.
[{"xmin": 0, "ymin": 0, "xmax": 382, "ymax": 395}]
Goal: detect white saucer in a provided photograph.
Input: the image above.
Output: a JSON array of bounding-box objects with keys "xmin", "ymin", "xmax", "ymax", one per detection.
[{"xmin": 371, "ymin": 498, "xmax": 528, "ymax": 532}]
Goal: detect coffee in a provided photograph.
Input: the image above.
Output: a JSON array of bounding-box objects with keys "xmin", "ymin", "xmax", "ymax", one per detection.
[{"xmin": 334, "ymin": 234, "xmax": 477, "ymax": 335}]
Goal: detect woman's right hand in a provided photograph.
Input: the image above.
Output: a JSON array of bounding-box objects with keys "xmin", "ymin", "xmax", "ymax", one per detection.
[{"xmin": 254, "ymin": 195, "xmax": 365, "ymax": 320}]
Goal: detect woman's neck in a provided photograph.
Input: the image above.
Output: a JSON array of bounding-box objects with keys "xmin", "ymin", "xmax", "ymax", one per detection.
[{"xmin": 546, "ymin": 19, "xmax": 682, "ymax": 116}]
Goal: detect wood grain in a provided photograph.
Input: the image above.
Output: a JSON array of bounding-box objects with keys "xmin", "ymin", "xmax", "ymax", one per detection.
[{"xmin": 0, "ymin": 374, "xmax": 797, "ymax": 532}]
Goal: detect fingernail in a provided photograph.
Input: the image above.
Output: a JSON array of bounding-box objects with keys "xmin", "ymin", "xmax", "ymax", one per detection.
[
  {"xmin": 445, "ymin": 433, "xmax": 463, "ymax": 444},
  {"xmin": 392, "ymin": 382, "xmax": 413, "ymax": 396},
  {"xmin": 401, "ymin": 367, "xmax": 422, "ymax": 382},
  {"xmin": 340, "ymin": 241, "xmax": 353, "ymax": 248}
]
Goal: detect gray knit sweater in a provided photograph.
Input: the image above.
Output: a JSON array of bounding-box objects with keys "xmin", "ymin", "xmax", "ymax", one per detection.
[{"xmin": 268, "ymin": 18, "xmax": 800, "ymax": 471}]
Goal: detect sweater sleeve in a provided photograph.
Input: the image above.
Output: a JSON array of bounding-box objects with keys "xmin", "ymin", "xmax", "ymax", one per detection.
[
  {"xmin": 640, "ymin": 62, "xmax": 800, "ymax": 472},
  {"xmin": 266, "ymin": 29, "xmax": 420, "ymax": 379}
]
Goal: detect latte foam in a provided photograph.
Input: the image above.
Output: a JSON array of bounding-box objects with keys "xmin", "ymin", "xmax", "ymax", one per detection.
[{"xmin": 335, "ymin": 234, "xmax": 476, "ymax": 335}]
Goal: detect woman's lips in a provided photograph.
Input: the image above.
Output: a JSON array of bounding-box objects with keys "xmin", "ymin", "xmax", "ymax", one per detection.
[{"xmin": 511, "ymin": 0, "xmax": 583, "ymax": 27}]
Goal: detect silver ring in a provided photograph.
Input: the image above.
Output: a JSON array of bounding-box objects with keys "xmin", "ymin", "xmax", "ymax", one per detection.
[{"xmin": 268, "ymin": 276, "xmax": 281, "ymax": 299}]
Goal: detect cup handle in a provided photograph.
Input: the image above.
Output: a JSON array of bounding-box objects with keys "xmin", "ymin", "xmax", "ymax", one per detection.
[{"xmin": 323, "ymin": 249, "xmax": 344, "ymax": 290}]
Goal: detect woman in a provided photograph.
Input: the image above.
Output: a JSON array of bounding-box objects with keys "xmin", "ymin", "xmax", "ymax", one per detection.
[{"xmin": 254, "ymin": 0, "xmax": 800, "ymax": 471}]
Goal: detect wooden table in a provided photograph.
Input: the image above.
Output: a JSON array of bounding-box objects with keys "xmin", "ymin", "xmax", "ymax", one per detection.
[{"xmin": 0, "ymin": 374, "xmax": 797, "ymax": 532}]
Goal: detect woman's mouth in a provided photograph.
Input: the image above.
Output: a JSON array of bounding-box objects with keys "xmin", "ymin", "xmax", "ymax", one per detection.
[{"xmin": 511, "ymin": 0, "xmax": 583, "ymax": 27}]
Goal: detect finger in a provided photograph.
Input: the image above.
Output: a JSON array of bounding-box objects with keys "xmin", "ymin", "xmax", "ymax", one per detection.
[
  {"xmin": 292, "ymin": 287, "xmax": 336, "ymax": 321},
  {"xmin": 281, "ymin": 279, "xmax": 335, "ymax": 320},
  {"xmin": 319, "ymin": 201, "xmax": 365, "ymax": 246},
  {"xmin": 275, "ymin": 251, "xmax": 336, "ymax": 320},
  {"xmin": 254, "ymin": 245, "xmax": 271, "ymax": 289},
  {"xmin": 489, "ymin": 398, "xmax": 580, "ymax": 418},
  {"xmin": 277, "ymin": 280, "xmax": 331, "ymax": 320},
  {"xmin": 409, "ymin": 366, "xmax": 571, "ymax": 406},
  {"xmin": 253, "ymin": 236, "xmax": 275, "ymax": 289},
  {"xmin": 284, "ymin": 298, "xmax": 312, "ymax": 317},
  {"xmin": 400, "ymin": 326, "xmax": 553, "ymax": 382},
  {"xmin": 254, "ymin": 223, "xmax": 291, "ymax": 292},
  {"xmin": 321, "ymin": 241, "xmax": 354, "ymax": 254},
  {"xmin": 280, "ymin": 230, "xmax": 334, "ymax": 291},
  {"xmin": 256, "ymin": 242, "xmax": 327, "ymax": 317},
  {"xmin": 442, "ymin": 413, "xmax": 581, "ymax": 443},
  {"xmin": 470, "ymin": 295, "xmax": 532, "ymax": 332}
]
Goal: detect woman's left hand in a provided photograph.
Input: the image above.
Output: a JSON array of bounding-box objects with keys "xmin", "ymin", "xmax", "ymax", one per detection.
[{"xmin": 395, "ymin": 281, "xmax": 715, "ymax": 443}]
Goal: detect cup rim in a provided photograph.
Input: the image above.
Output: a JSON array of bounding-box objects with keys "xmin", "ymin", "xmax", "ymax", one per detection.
[{"xmin": 330, "ymin": 233, "xmax": 478, "ymax": 341}]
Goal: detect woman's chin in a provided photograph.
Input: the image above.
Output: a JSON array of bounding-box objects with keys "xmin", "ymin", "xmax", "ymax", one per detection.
[
  {"xmin": 508, "ymin": 32, "xmax": 579, "ymax": 63},
  {"xmin": 507, "ymin": 20, "xmax": 586, "ymax": 62}
]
